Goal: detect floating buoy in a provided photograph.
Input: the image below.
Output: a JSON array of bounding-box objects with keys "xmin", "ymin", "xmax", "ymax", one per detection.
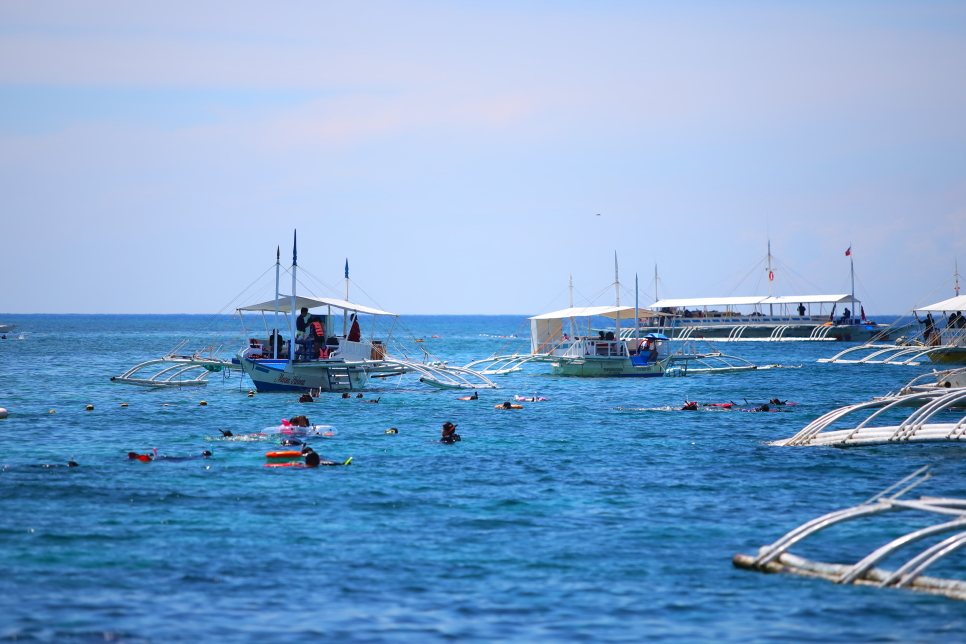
[
  {"xmin": 162, "ymin": 404, "xmax": 169, "ymax": 407},
  {"xmin": 0, "ymin": 408, "xmax": 7, "ymax": 419},
  {"xmin": 495, "ymin": 404, "xmax": 523, "ymax": 409},
  {"xmin": 199, "ymin": 401, "xmax": 207, "ymax": 406},
  {"xmin": 247, "ymin": 391, "xmax": 255, "ymax": 397},
  {"xmin": 385, "ymin": 428, "xmax": 398, "ymax": 434},
  {"xmin": 49, "ymin": 410, "xmax": 55, "ymax": 414},
  {"xmin": 120, "ymin": 403, "xmax": 128, "ymax": 407},
  {"xmin": 85, "ymin": 405, "xmax": 94, "ymax": 411},
  {"xmin": 266, "ymin": 450, "xmax": 304, "ymax": 459}
]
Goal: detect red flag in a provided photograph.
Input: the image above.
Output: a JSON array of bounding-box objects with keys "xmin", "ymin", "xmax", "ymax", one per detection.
[
  {"xmin": 845, "ymin": 246, "xmax": 851, "ymax": 256},
  {"xmin": 861, "ymin": 306, "xmax": 866, "ymax": 321}
]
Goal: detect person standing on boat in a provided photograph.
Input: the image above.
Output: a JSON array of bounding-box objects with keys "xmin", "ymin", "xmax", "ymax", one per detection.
[
  {"xmin": 296, "ymin": 307, "xmax": 311, "ymax": 338},
  {"xmin": 797, "ymin": 303, "xmax": 806, "ymax": 316}
]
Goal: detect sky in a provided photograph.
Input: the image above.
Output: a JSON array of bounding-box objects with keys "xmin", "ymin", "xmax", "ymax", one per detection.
[{"xmin": 1, "ymin": 0, "xmax": 964, "ymax": 315}]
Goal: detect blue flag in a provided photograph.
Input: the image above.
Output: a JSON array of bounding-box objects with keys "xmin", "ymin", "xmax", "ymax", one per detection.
[{"xmin": 345, "ymin": 259, "xmax": 349, "ymax": 279}]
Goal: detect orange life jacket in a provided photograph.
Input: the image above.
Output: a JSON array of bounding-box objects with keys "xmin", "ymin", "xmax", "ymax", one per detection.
[{"xmin": 309, "ymin": 321, "xmax": 324, "ymax": 337}]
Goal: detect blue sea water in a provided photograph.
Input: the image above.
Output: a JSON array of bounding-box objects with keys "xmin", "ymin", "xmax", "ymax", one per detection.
[{"xmin": 1, "ymin": 314, "xmax": 964, "ymax": 643}]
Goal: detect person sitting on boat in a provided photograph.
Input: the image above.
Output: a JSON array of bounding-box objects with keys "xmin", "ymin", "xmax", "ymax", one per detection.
[
  {"xmin": 348, "ymin": 314, "xmax": 361, "ymax": 342},
  {"xmin": 440, "ymin": 421, "xmax": 461, "ymax": 444},
  {"xmin": 839, "ymin": 308, "xmax": 851, "ymax": 325},
  {"xmin": 268, "ymin": 330, "xmax": 285, "ymax": 357}
]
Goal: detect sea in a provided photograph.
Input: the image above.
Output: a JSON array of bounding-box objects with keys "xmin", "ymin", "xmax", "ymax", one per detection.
[{"xmin": 1, "ymin": 314, "xmax": 964, "ymax": 643}]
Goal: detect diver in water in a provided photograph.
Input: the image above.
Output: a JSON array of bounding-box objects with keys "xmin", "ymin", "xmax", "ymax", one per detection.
[
  {"xmin": 754, "ymin": 403, "xmax": 771, "ymax": 412},
  {"xmin": 768, "ymin": 398, "xmax": 787, "ymax": 406},
  {"xmin": 440, "ymin": 421, "xmax": 461, "ymax": 444},
  {"xmin": 280, "ymin": 438, "xmax": 304, "ymax": 446},
  {"xmin": 220, "ymin": 430, "xmax": 234, "ymax": 437},
  {"xmin": 32, "ymin": 461, "xmax": 79, "ymax": 468},
  {"xmin": 681, "ymin": 401, "xmax": 698, "ymax": 411}
]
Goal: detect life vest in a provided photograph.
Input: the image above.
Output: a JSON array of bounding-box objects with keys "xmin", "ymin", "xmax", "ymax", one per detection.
[{"xmin": 309, "ymin": 321, "xmax": 324, "ymax": 337}]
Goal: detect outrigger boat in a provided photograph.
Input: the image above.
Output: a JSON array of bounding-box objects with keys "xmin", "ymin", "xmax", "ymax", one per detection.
[
  {"xmin": 112, "ymin": 235, "xmax": 498, "ymax": 393},
  {"xmin": 773, "ymin": 367, "xmax": 966, "ymax": 447},
  {"xmin": 820, "ymin": 268, "xmax": 966, "ymax": 366},
  {"xmin": 638, "ymin": 243, "xmax": 904, "ymax": 342},
  {"xmin": 735, "ymin": 466, "xmax": 966, "ymax": 602},
  {"xmin": 466, "ymin": 262, "xmax": 763, "ymax": 378}
]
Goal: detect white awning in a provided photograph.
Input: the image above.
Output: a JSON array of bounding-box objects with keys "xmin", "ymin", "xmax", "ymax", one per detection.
[
  {"xmin": 238, "ymin": 295, "xmax": 396, "ymax": 317},
  {"xmin": 916, "ymin": 295, "xmax": 966, "ymax": 312},
  {"xmin": 650, "ymin": 294, "xmax": 858, "ymax": 309},
  {"xmin": 530, "ymin": 305, "xmax": 670, "ymax": 321},
  {"xmin": 765, "ymin": 295, "xmax": 859, "ymax": 306}
]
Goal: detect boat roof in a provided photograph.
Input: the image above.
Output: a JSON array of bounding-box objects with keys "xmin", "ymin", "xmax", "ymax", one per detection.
[
  {"xmin": 529, "ymin": 305, "xmax": 671, "ymax": 321},
  {"xmin": 916, "ymin": 294, "xmax": 966, "ymax": 312},
  {"xmin": 650, "ymin": 294, "xmax": 858, "ymax": 309},
  {"xmin": 238, "ymin": 295, "xmax": 396, "ymax": 317}
]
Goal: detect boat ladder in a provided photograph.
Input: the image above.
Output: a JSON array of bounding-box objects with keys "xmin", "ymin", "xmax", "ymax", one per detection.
[{"xmin": 326, "ymin": 366, "xmax": 354, "ymax": 391}]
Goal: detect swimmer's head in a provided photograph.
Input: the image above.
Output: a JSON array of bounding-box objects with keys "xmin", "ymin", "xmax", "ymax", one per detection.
[
  {"xmin": 304, "ymin": 452, "xmax": 321, "ymax": 467},
  {"xmin": 202, "ymin": 450, "xmax": 212, "ymax": 457},
  {"xmin": 68, "ymin": 461, "xmax": 79, "ymax": 467},
  {"xmin": 220, "ymin": 430, "xmax": 233, "ymax": 437},
  {"xmin": 127, "ymin": 452, "xmax": 138, "ymax": 459}
]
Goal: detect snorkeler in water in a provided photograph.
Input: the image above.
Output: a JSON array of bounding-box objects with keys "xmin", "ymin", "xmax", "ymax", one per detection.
[
  {"xmin": 155, "ymin": 450, "xmax": 213, "ymax": 462},
  {"xmin": 439, "ymin": 421, "xmax": 461, "ymax": 444},
  {"xmin": 681, "ymin": 401, "xmax": 698, "ymax": 411}
]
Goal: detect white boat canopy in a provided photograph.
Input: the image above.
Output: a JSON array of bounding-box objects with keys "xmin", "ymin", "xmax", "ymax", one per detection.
[
  {"xmin": 650, "ymin": 294, "xmax": 858, "ymax": 309},
  {"xmin": 915, "ymin": 295, "xmax": 966, "ymax": 313},
  {"xmin": 239, "ymin": 295, "xmax": 396, "ymax": 317},
  {"xmin": 530, "ymin": 305, "xmax": 671, "ymax": 321}
]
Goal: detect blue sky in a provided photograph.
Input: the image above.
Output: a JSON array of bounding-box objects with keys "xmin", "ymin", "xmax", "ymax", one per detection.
[{"xmin": 1, "ymin": 1, "xmax": 964, "ymax": 314}]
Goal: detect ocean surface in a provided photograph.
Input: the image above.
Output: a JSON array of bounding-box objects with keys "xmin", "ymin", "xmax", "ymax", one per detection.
[{"xmin": 1, "ymin": 314, "xmax": 964, "ymax": 643}]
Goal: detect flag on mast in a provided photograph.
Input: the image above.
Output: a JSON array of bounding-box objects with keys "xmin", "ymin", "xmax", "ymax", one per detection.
[
  {"xmin": 345, "ymin": 259, "xmax": 349, "ymax": 279},
  {"xmin": 845, "ymin": 245, "xmax": 851, "ymax": 256}
]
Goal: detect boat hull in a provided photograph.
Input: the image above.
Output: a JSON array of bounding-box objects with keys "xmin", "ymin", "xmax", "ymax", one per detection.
[
  {"xmin": 927, "ymin": 348, "xmax": 966, "ymax": 365},
  {"xmin": 637, "ymin": 322, "xmax": 908, "ymax": 342},
  {"xmin": 549, "ymin": 357, "xmax": 665, "ymax": 377},
  {"xmin": 236, "ymin": 358, "xmax": 369, "ymax": 392}
]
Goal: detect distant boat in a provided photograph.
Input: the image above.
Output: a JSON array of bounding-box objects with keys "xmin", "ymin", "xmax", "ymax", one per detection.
[
  {"xmin": 465, "ymin": 260, "xmax": 762, "ymax": 378},
  {"xmin": 638, "ymin": 242, "xmax": 909, "ymax": 342},
  {"xmin": 111, "ymin": 236, "xmax": 497, "ymax": 392},
  {"xmin": 0, "ymin": 323, "xmax": 19, "ymax": 334}
]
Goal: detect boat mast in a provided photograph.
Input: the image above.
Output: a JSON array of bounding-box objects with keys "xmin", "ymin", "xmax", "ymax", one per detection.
[
  {"xmin": 568, "ymin": 274, "xmax": 575, "ymax": 339},
  {"xmin": 767, "ymin": 240, "xmax": 774, "ymax": 315},
  {"xmin": 273, "ymin": 246, "xmax": 280, "ymax": 359},
  {"xmin": 614, "ymin": 252, "xmax": 621, "ymax": 340},
  {"xmin": 654, "ymin": 263, "xmax": 658, "ymax": 302},
  {"xmin": 289, "ymin": 231, "xmax": 298, "ymax": 365},
  {"xmin": 955, "ymin": 260, "xmax": 961, "ymax": 297},
  {"xmin": 850, "ymin": 244, "xmax": 856, "ymax": 325},
  {"xmin": 343, "ymin": 259, "xmax": 349, "ymax": 337},
  {"xmin": 634, "ymin": 273, "xmax": 640, "ymax": 346}
]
